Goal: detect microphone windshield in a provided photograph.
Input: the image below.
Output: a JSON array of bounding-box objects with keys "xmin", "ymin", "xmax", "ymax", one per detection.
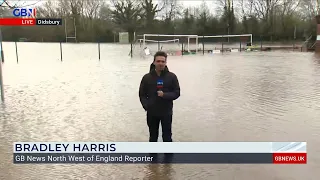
[{"xmin": 157, "ymin": 79, "xmax": 163, "ymax": 89}]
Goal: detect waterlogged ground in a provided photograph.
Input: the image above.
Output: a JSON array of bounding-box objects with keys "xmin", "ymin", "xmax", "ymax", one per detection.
[{"xmin": 0, "ymin": 42, "xmax": 320, "ymax": 180}]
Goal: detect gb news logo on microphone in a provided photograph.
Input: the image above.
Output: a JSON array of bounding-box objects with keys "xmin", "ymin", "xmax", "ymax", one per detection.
[
  {"xmin": 157, "ymin": 79, "xmax": 163, "ymax": 89},
  {"xmin": 12, "ymin": 8, "xmax": 62, "ymax": 26}
]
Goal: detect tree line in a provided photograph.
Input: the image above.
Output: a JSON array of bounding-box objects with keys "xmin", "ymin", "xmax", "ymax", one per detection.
[{"xmin": 0, "ymin": 0, "xmax": 318, "ymax": 43}]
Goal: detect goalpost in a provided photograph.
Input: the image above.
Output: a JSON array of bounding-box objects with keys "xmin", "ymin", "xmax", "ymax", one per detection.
[
  {"xmin": 131, "ymin": 34, "xmax": 252, "ymax": 56},
  {"xmin": 138, "ymin": 39, "xmax": 179, "ymax": 43},
  {"xmin": 138, "ymin": 38, "xmax": 180, "ymax": 50},
  {"xmin": 143, "ymin": 34, "xmax": 199, "ymax": 53},
  {"xmin": 197, "ymin": 34, "xmax": 253, "ymax": 52},
  {"xmin": 130, "ymin": 35, "xmax": 182, "ymax": 56}
]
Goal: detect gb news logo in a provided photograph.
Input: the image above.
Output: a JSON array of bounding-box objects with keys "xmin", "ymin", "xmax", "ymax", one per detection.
[{"xmin": 12, "ymin": 8, "xmax": 36, "ymax": 18}]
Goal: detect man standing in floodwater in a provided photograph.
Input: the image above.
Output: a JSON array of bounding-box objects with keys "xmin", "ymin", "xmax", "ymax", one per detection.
[{"xmin": 139, "ymin": 51, "xmax": 180, "ymax": 142}]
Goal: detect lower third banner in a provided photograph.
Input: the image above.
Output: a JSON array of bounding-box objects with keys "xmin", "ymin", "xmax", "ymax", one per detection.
[{"xmin": 13, "ymin": 153, "xmax": 307, "ymax": 164}]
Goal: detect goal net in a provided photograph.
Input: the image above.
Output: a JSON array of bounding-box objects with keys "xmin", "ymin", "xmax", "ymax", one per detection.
[
  {"xmin": 139, "ymin": 38, "xmax": 180, "ymax": 54},
  {"xmin": 197, "ymin": 34, "xmax": 253, "ymax": 53},
  {"xmin": 131, "ymin": 34, "xmax": 199, "ymax": 56}
]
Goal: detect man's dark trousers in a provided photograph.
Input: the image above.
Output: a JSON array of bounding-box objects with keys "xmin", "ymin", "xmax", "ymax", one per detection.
[{"xmin": 147, "ymin": 113, "xmax": 172, "ymax": 142}]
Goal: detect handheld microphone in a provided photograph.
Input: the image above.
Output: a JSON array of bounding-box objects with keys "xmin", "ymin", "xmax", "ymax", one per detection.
[{"xmin": 157, "ymin": 79, "xmax": 163, "ymax": 90}]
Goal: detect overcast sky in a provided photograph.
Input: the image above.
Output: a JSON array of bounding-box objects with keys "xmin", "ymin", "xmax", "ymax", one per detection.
[
  {"xmin": 182, "ymin": 0, "xmax": 212, "ymax": 7},
  {"xmin": 1, "ymin": 0, "xmax": 220, "ymax": 15}
]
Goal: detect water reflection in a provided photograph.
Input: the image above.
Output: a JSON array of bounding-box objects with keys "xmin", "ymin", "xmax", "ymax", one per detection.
[
  {"xmin": 0, "ymin": 43, "xmax": 319, "ymax": 180},
  {"xmin": 144, "ymin": 160, "xmax": 174, "ymax": 180},
  {"xmin": 313, "ymin": 54, "xmax": 320, "ymax": 67},
  {"xmin": 144, "ymin": 153, "xmax": 174, "ymax": 180}
]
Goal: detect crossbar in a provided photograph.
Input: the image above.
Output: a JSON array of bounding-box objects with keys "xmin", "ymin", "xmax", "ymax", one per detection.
[
  {"xmin": 198, "ymin": 34, "xmax": 253, "ymax": 45},
  {"xmin": 144, "ymin": 34, "xmax": 198, "ymax": 37},
  {"xmin": 143, "ymin": 34, "xmax": 199, "ymax": 53},
  {"xmin": 198, "ymin": 34, "xmax": 252, "ymax": 38},
  {"xmin": 138, "ymin": 39, "xmax": 179, "ymax": 43}
]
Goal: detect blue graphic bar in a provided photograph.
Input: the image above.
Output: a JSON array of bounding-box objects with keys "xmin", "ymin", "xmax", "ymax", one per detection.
[{"xmin": 14, "ymin": 153, "xmax": 273, "ymax": 164}]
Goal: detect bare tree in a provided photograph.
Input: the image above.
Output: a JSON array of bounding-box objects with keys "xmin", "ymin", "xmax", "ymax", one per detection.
[
  {"xmin": 215, "ymin": 0, "xmax": 227, "ymax": 17},
  {"xmin": 154, "ymin": 0, "xmax": 182, "ymax": 34},
  {"xmin": 159, "ymin": 0, "xmax": 182, "ymax": 20},
  {"xmin": 196, "ymin": 0, "xmax": 210, "ymax": 35},
  {"xmin": 250, "ymin": 0, "xmax": 281, "ymax": 40},
  {"xmin": 251, "ymin": 0, "xmax": 281, "ymax": 20},
  {"xmin": 299, "ymin": 0, "xmax": 319, "ymax": 20},
  {"xmin": 99, "ymin": 3, "xmax": 113, "ymax": 22},
  {"xmin": 0, "ymin": 0, "xmax": 42, "ymax": 9},
  {"xmin": 280, "ymin": 0, "xmax": 301, "ymax": 16},
  {"xmin": 83, "ymin": 0, "xmax": 103, "ymax": 19},
  {"xmin": 237, "ymin": 0, "xmax": 255, "ymax": 18},
  {"xmin": 140, "ymin": 0, "xmax": 163, "ymax": 32},
  {"xmin": 277, "ymin": 0, "xmax": 301, "ymax": 37},
  {"xmin": 57, "ymin": 0, "xmax": 84, "ymax": 17},
  {"xmin": 111, "ymin": 0, "xmax": 143, "ymax": 41},
  {"xmin": 36, "ymin": 1, "xmax": 61, "ymax": 17}
]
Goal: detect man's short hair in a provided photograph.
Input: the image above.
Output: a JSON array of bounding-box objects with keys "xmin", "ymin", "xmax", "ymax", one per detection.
[{"xmin": 154, "ymin": 51, "xmax": 167, "ymax": 61}]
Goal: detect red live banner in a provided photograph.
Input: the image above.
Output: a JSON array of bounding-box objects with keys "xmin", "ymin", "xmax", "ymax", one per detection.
[
  {"xmin": 0, "ymin": 18, "xmax": 35, "ymax": 26},
  {"xmin": 273, "ymin": 153, "xmax": 307, "ymax": 164},
  {"xmin": 0, "ymin": 18, "xmax": 62, "ymax": 26}
]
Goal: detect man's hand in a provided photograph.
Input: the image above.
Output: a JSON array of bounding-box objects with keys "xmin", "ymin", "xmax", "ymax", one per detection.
[{"xmin": 157, "ymin": 90, "xmax": 164, "ymax": 97}]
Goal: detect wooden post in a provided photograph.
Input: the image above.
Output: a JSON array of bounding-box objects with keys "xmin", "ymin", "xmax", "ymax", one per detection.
[
  {"xmin": 98, "ymin": 42, "xmax": 100, "ymax": 60},
  {"xmin": 202, "ymin": 35, "xmax": 204, "ymax": 54},
  {"xmin": 60, "ymin": 42, "xmax": 63, "ymax": 61},
  {"xmin": 222, "ymin": 38, "xmax": 224, "ymax": 53},
  {"xmin": 158, "ymin": 35, "xmax": 160, "ymax": 51},
  {"xmin": 0, "ymin": 54, "xmax": 4, "ymax": 101},
  {"xmin": 15, "ymin": 42, "xmax": 18, "ymax": 63},
  {"xmin": 130, "ymin": 42, "xmax": 133, "ymax": 58},
  {"xmin": 0, "ymin": 42, "xmax": 3, "ymax": 63},
  {"xmin": 260, "ymin": 35, "xmax": 263, "ymax": 51},
  {"xmin": 181, "ymin": 42, "xmax": 184, "ymax": 56},
  {"xmin": 315, "ymin": 15, "xmax": 320, "ymax": 53}
]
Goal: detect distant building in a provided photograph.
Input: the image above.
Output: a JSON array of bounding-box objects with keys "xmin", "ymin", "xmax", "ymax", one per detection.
[
  {"xmin": 119, "ymin": 32, "xmax": 129, "ymax": 44},
  {"xmin": 19, "ymin": 38, "xmax": 28, "ymax": 42}
]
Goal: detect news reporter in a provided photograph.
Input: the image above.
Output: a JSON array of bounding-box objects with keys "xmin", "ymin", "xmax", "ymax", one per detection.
[{"xmin": 139, "ymin": 51, "xmax": 180, "ymax": 142}]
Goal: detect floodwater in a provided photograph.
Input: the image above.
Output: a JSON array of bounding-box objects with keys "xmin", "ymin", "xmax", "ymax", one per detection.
[{"xmin": 0, "ymin": 42, "xmax": 320, "ymax": 180}]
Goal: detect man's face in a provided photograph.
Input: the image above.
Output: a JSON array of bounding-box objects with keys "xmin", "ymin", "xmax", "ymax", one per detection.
[{"xmin": 154, "ymin": 56, "xmax": 166, "ymax": 71}]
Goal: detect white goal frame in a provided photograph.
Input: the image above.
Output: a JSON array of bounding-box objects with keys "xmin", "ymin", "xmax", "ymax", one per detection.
[
  {"xmin": 143, "ymin": 34, "xmax": 199, "ymax": 53},
  {"xmin": 198, "ymin": 34, "xmax": 253, "ymax": 45},
  {"xmin": 138, "ymin": 39, "xmax": 179, "ymax": 43}
]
